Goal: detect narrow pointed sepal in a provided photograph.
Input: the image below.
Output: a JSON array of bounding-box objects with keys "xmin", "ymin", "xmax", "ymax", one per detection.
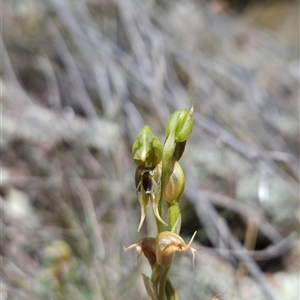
[
  {"xmin": 137, "ymin": 190, "xmax": 148, "ymax": 232},
  {"xmin": 150, "ymin": 193, "xmax": 167, "ymax": 227}
]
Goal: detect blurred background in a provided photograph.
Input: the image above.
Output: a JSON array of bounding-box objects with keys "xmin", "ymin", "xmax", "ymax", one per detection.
[{"xmin": 1, "ymin": 0, "xmax": 299, "ymax": 299}]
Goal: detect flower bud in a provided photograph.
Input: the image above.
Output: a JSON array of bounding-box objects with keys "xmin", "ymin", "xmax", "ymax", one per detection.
[
  {"xmin": 132, "ymin": 126, "xmax": 163, "ymax": 168},
  {"xmin": 165, "ymin": 108, "xmax": 193, "ymax": 143},
  {"xmin": 163, "ymin": 162, "xmax": 185, "ymax": 204},
  {"xmin": 155, "ymin": 231, "xmax": 198, "ymax": 268}
]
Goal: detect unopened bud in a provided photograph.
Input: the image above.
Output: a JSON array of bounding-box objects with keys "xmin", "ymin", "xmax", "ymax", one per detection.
[
  {"xmin": 163, "ymin": 162, "xmax": 185, "ymax": 204},
  {"xmin": 165, "ymin": 108, "xmax": 193, "ymax": 143}
]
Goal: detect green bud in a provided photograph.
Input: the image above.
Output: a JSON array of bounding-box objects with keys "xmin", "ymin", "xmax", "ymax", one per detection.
[
  {"xmin": 163, "ymin": 162, "xmax": 185, "ymax": 204},
  {"xmin": 165, "ymin": 108, "xmax": 193, "ymax": 143},
  {"xmin": 132, "ymin": 126, "xmax": 163, "ymax": 168}
]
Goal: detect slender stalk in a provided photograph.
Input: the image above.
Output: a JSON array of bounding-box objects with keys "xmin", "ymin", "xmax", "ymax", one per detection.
[
  {"xmin": 165, "ymin": 279, "xmax": 178, "ymax": 300},
  {"xmin": 158, "ymin": 267, "xmax": 170, "ymax": 300},
  {"xmin": 168, "ymin": 202, "xmax": 180, "ymax": 231}
]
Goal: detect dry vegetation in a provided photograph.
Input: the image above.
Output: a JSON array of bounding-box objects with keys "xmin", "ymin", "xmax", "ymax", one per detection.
[{"xmin": 1, "ymin": 0, "xmax": 299, "ymax": 299}]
